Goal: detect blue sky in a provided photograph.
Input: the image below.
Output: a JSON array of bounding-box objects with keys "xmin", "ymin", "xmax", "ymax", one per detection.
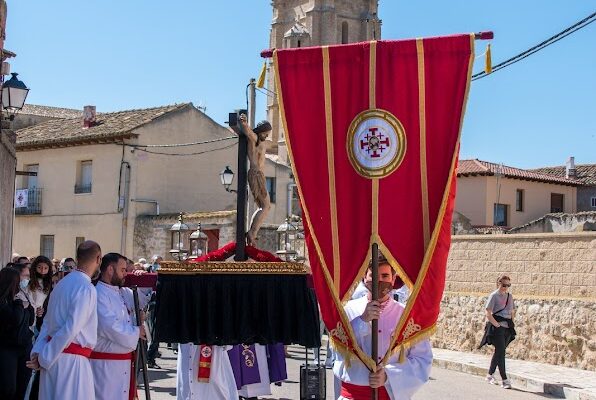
[{"xmin": 6, "ymin": 1, "xmax": 595, "ymax": 168}]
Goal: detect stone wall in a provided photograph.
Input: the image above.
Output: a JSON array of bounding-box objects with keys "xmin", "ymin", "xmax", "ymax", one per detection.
[
  {"xmin": 435, "ymin": 232, "xmax": 596, "ymax": 370},
  {"xmin": 578, "ymin": 186, "xmax": 596, "ymax": 212},
  {"xmin": 133, "ymin": 212, "xmax": 236, "ymax": 261},
  {"xmin": 433, "ymin": 293, "xmax": 596, "ymax": 371},
  {"xmin": 0, "ymin": 126, "xmax": 16, "ymax": 265},
  {"xmin": 446, "ymin": 232, "xmax": 596, "ymax": 298}
]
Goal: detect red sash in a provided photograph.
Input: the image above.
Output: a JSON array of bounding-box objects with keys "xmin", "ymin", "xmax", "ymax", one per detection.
[
  {"xmin": 47, "ymin": 336, "xmax": 93, "ymax": 358},
  {"xmin": 90, "ymin": 351, "xmax": 137, "ymax": 400},
  {"xmin": 340, "ymin": 381, "xmax": 390, "ymax": 400},
  {"xmin": 197, "ymin": 345, "xmax": 213, "ymax": 383}
]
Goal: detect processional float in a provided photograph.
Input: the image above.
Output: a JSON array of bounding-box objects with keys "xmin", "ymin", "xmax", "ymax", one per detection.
[{"xmin": 155, "ymin": 31, "xmax": 492, "ymax": 400}]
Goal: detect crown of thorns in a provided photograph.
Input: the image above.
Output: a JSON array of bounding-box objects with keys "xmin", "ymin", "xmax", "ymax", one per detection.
[{"xmin": 253, "ymin": 120, "xmax": 272, "ymax": 134}]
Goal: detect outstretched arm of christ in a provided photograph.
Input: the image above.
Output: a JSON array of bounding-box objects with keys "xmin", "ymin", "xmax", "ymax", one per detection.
[{"xmin": 239, "ymin": 114, "xmax": 258, "ymax": 144}]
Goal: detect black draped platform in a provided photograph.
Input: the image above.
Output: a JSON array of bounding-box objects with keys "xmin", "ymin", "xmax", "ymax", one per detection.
[{"xmin": 154, "ymin": 262, "xmax": 321, "ymax": 348}]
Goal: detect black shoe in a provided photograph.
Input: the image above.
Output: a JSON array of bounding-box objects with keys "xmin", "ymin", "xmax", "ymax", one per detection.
[{"xmin": 147, "ymin": 360, "xmax": 161, "ymax": 369}]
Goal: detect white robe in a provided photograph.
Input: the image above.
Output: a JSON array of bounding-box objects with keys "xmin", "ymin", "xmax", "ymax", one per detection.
[
  {"xmin": 177, "ymin": 343, "xmax": 238, "ymax": 400},
  {"xmin": 32, "ymin": 270, "xmax": 98, "ymax": 400},
  {"xmin": 333, "ymin": 296, "xmax": 432, "ymax": 400},
  {"xmin": 91, "ymin": 281, "xmax": 147, "ymax": 400},
  {"xmin": 238, "ymin": 344, "xmax": 272, "ymax": 397}
]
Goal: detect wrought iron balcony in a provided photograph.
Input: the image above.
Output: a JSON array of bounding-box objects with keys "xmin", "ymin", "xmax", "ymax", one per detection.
[
  {"xmin": 15, "ymin": 188, "xmax": 42, "ymax": 215},
  {"xmin": 74, "ymin": 184, "xmax": 92, "ymax": 194}
]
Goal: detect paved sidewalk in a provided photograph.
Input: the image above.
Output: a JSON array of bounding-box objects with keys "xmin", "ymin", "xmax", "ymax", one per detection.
[{"xmin": 433, "ymin": 348, "xmax": 596, "ymax": 400}]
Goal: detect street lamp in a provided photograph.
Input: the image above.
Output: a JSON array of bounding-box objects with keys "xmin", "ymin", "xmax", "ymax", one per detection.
[
  {"xmin": 276, "ymin": 217, "xmax": 298, "ymax": 261},
  {"xmin": 169, "ymin": 212, "xmax": 190, "ymax": 261},
  {"xmin": 2, "ymin": 73, "xmax": 29, "ymax": 120},
  {"xmin": 189, "ymin": 222, "xmax": 208, "ymax": 257},
  {"xmin": 220, "ymin": 166, "xmax": 236, "ymax": 193}
]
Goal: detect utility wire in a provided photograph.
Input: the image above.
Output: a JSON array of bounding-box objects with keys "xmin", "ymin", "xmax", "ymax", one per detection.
[
  {"xmin": 472, "ymin": 11, "xmax": 596, "ymax": 81},
  {"xmin": 134, "ymin": 141, "xmax": 237, "ymax": 157},
  {"xmin": 128, "ymin": 135, "xmax": 236, "ymax": 148}
]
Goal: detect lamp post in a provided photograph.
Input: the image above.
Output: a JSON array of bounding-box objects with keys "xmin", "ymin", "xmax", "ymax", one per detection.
[
  {"xmin": 189, "ymin": 222, "xmax": 208, "ymax": 257},
  {"xmin": 1, "ymin": 73, "xmax": 29, "ymax": 120},
  {"xmin": 220, "ymin": 166, "xmax": 236, "ymax": 193},
  {"xmin": 169, "ymin": 212, "xmax": 190, "ymax": 261}
]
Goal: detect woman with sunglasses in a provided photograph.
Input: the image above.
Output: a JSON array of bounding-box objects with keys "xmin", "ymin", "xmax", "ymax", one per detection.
[{"xmin": 484, "ymin": 275, "xmax": 516, "ymax": 389}]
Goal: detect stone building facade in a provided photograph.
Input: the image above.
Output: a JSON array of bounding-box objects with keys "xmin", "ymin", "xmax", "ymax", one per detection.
[
  {"xmin": 434, "ymin": 232, "xmax": 596, "ymax": 370},
  {"xmin": 0, "ymin": 123, "xmax": 16, "ymax": 265},
  {"xmin": 267, "ymin": 0, "xmax": 381, "ymax": 159}
]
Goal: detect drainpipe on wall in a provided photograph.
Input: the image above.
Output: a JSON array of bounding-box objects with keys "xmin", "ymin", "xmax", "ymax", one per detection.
[
  {"xmin": 119, "ymin": 161, "xmax": 131, "ymax": 255},
  {"xmin": 287, "ymin": 182, "xmax": 296, "ymax": 219}
]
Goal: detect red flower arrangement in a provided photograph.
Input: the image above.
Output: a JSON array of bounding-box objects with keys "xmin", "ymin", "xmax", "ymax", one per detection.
[{"xmin": 187, "ymin": 242, "xmax": 283, "ymax": 263}]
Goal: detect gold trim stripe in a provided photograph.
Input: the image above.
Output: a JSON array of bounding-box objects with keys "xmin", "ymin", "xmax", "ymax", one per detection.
[
  {"xmin": 381, "ymin": 34, "xmax": 476, "ymax": 366},
  {"xmin": 273, "ymin": 50, "xmax": 376, "ymax": 370},
  {"xmin": 369, "ymin": 41, "xmax": 377, "ymax": 109},
  {"xmin": 323, "ymin": 47, "xmax": 342, "ymax": 293},
  {"xmin": 417, "ymin": 39, "xmax": 430, "ymax": 249}
]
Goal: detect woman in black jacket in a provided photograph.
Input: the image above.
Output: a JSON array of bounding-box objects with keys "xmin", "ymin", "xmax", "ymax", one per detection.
[{"xmin": 0, "ymin": 265, "xmax": 35, "ymax": 400}]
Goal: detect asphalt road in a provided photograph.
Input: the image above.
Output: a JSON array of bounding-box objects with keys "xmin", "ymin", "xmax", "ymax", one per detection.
[{"xmin": 141, "ymin": 344, "xmax": 555, "ymax": 400}]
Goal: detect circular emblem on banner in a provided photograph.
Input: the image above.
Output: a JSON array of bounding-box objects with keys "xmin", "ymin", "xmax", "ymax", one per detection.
[
  {"xmin": 346, "ymin": 109, "xmax": 406, "ymax": 178},
  {"xmin": 200, "ymin": 346, "xmax": 212, "ymax": 358}
]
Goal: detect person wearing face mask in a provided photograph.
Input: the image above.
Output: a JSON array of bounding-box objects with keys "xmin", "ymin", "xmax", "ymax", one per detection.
[
  {"xmin": 27, "ymin": 241, "xmax": 102, "ymax": 400},
  {"xmin": 90, "ymin": 253, "xmax": 150, "ymax": 400},
  {"xmin": 0, "ymin": 265, "xmax": 35, "ymax": 400},
  {"xmin": 333, "ymin": 255, "xmax": 433, "ymax": 400},
  {"xmin": 25, "ymin": 256, "xmax": 53, "ymax": 330}
]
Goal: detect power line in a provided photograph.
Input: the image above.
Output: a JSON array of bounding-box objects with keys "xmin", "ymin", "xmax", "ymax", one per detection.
[
  {"xmin": 128, "ymin": 135, "xmax": 237, "ymax": 148},
  {"xmin": 472, "ymin": 11, "xmax": 596, "ymax": 81},
  {"xmin": 133, "ymin": 141, "xmax": 238, "ymax": 157}
]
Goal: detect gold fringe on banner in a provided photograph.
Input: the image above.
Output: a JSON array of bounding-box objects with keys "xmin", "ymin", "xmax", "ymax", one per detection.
[
  {"xmin": 485, "ymin": 43, "xmax": 492, "ymax": 74},
  {"xmin": 257, "ymin": 62, "xmax": 267, "ymax": 88}
]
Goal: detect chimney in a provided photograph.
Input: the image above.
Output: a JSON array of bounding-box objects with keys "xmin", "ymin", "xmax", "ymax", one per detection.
[
  {"xmin": 566, "ymin": 156, "xmax": 577, "ymax": 179},
  {"xmin": 83, "ymin": 105, "xmax": 96, "ymax": 128}
]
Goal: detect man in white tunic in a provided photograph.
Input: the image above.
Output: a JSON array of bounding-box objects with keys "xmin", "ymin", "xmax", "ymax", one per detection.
[
  {"xmin": 91, "ymin": 252, "xmax": 150, "ymax": 400},
  {"xmin": 177, "ymin": 343, "xmax": 238, "ymax": 400},
  {"xmin": 334, "ymin": 258, "xmax": 433, "ymax": 400},
  {"xmin": 27, "ymin": 241, "xmax": 102, "ymax": 400}
]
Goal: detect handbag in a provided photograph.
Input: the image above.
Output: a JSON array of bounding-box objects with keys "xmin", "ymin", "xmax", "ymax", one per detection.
[{"xmin": 478, "ymin": 293, "xmax": 509, "ymax": 349}]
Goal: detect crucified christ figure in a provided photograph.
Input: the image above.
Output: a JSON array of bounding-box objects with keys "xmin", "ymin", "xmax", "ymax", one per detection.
[{"xmin": 239, "ymin": 114, "xmax": 272, "ymax": 246}]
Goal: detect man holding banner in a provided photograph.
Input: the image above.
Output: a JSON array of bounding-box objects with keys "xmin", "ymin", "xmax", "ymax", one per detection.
[
  {"xmin": 273, "ymin": 32, "xmax": 476, "ymax": 400},
  {"xmin": 334, "ymin": 256, "xmax": 432, "ymax": 399}
]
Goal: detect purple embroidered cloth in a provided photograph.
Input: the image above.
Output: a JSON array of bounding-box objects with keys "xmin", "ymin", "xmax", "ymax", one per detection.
[{"xmin": 228, "ymin": 344, "xmax": 287, "ymax": 389}]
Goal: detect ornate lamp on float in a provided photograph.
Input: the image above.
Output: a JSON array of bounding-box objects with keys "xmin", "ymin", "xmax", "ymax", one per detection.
[
  {"xmin": 169, "ymin": 212, "xmax": 190, "ymax": 261},
  {"xmin": 189, "ymin": 222, "xmax": 208, "ymax": 258},
  {"xmin": 276, "ymin": 217, "xmax": 298, "ymax": 261},
  {"xmin": 1, "ymin": 73, "xmax": 29, "ymax": 120}
]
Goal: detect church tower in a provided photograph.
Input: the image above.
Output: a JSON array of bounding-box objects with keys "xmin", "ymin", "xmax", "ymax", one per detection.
[{"xmin": 267, "ymin": 0, "xmax": 381, "ymax": 159}]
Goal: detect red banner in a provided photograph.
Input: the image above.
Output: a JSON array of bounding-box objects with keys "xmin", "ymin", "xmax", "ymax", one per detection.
[{"xmin": 274, "ymin": 35, "xmax": 474, "ymax": 369}]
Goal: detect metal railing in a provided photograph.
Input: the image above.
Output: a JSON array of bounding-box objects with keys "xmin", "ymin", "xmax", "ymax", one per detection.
[
  {"xmin": 15, "ymin": 188, "xmax": 42, "ymax": 215},
  {"xmin": 74, "ymin": 184, "xmax": 92, "ymax": 194}
]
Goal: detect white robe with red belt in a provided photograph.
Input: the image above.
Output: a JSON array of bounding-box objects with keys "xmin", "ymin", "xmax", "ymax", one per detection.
[
  {"xmin": 91, "ymin": 281, "xmax": 147, "ymax": 400},
  {"xmin": 177, "ymin": 343, "xmax": 238, "ymax": 400},
  {"xmin": 32, "ymin": 270, "xmax": 98, "ymax": 400},
  {"xmin": 333, "ymin": 296, "xmax": 433, "ymax": 400}
]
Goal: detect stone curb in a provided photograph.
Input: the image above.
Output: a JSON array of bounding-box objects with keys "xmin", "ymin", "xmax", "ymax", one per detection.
[{"xmin": 432, "ymin": 357, "xmax": 596, "ymax": 400}]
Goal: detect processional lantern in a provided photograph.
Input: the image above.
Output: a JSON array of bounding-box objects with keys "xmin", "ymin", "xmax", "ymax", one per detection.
[
  {"xmin": 276, "ymin": 217, "xmax": 298, "ymax": 261},
  {"xmin": 189, "ymin": 222, "xmax": 208, "ymax": 257},
  {"xmin": 2, "ymin": 73, "xmax": 29, "ymax": 120},
  {"xmin": 169, "ymin": 212, "xmax": 190, "ymax": 261}
]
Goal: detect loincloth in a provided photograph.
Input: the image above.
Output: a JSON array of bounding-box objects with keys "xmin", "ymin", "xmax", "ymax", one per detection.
[{"xmin": 248, "ymin": 168, "xmax": 268, "ymax": 208}]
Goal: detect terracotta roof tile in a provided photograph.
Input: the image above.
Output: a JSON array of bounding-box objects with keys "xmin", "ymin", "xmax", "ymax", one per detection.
[
  {"xmin": 16, "ymin": 103, "xmax": 192, "ymax": 150},
  {"xmin": 457, "ymin": 159, "xmax": 581, "ymax": 186},
  {"xmin": 530, "ymin": 164, "xmax": 596, "ymax": 186},
  {"xmin": 20, "ymin": 104, "xmax": 82, "ymax": 119}
]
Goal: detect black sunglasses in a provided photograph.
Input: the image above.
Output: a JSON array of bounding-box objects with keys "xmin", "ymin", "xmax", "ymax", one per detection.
[{"xmin": 501, "ymin": 283, "xmax": 511, "ymax": 288}]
